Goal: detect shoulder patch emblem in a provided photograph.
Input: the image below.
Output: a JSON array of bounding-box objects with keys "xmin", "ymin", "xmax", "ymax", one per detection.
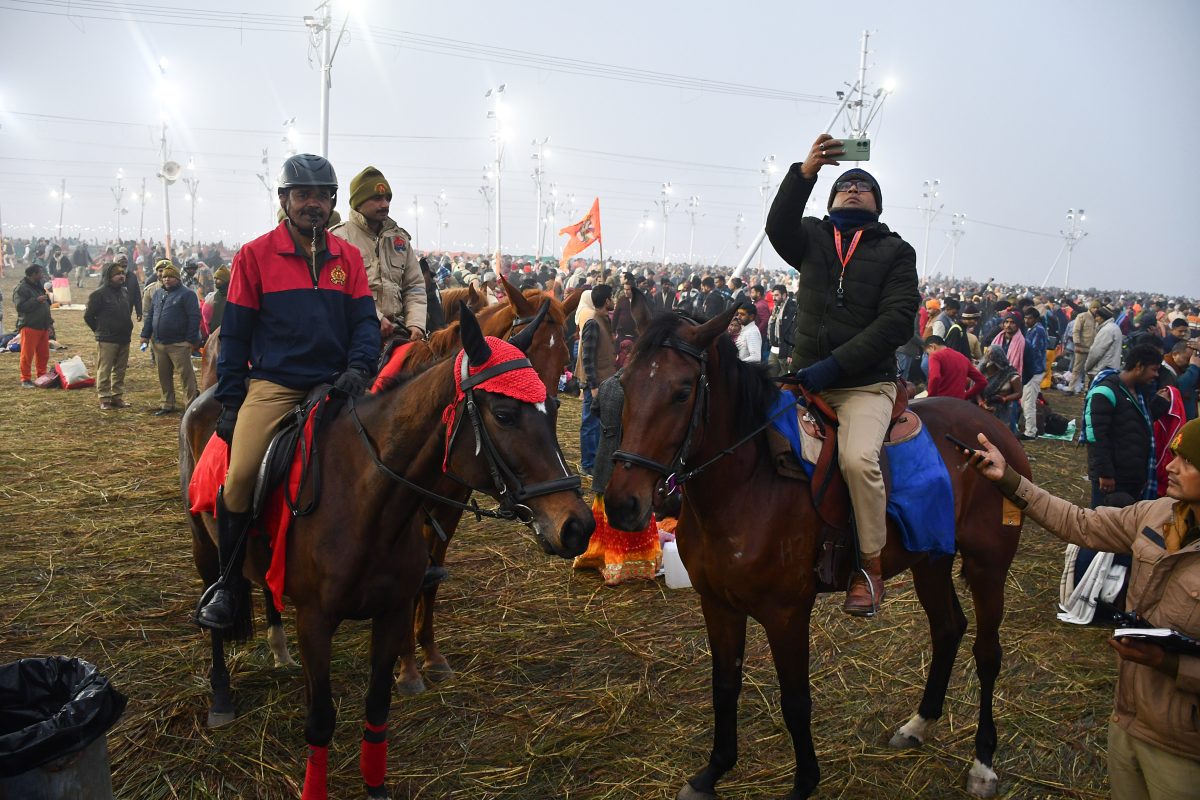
[
  {"xmin": 330, "ymin": 264, "xmax": 347, "ymax": 286},
  {"xmin": 393, "ymin": 237, "xmax": 407, "ymax": 254}
]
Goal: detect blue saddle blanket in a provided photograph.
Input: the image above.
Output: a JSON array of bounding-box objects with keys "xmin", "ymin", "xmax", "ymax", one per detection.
[{"xmin": 767, "ymin": 392, "xmax": 956, "ymax": 556}]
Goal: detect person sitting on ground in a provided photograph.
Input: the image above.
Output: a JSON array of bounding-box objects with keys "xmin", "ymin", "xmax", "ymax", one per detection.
[
  {"xmin": 967, "ymin": 418, "xmax": 1200, "ymax": 800},
  {"xmin": 978, "ymin": 345, "xmax": 1023, "ymax": 431}
]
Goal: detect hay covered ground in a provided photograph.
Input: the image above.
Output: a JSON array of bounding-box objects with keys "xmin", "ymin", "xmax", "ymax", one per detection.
[{"xmin": 0, "ymin": 271, "xmax": 1112, "ymax": 798}]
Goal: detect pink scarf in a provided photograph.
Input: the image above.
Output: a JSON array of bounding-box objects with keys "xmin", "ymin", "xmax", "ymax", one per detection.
[{"xmin": 991, "ymin": 329, "xmax": 1025, "ymax": 377}]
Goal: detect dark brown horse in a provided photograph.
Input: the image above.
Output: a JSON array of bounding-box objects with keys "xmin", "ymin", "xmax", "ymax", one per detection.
[
  {"xmin": 604, "ymin": 306, "xmax": 1031, "ymax": 800},
  {"xmin": 396, "ymin": 280, "xmax": 583, "ymax": 693},
  {"xmin": 179, "ymin": 303, "xmax": 592, "ymax": 798}
]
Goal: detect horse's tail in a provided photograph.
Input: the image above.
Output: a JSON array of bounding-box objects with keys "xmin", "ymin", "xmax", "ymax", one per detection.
[{"xmin": 221, "ymin": 576, "xmax": 256, "ymax": 644}]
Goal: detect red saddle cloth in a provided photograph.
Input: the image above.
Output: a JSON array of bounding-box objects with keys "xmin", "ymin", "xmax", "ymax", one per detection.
[{"xmin": 188, "ymin": 343, "xmax": 416, "ymax": 612}]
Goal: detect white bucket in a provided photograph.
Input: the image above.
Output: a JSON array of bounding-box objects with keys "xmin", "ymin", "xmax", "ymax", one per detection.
[{"xmin": 662, "ymin": 541, "xmax": 692, "ymax": 589}]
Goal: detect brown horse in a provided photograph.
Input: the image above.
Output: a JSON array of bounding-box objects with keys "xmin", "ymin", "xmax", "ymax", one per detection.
[
  {"xmin": 396, "ymin": 280, "xmax": 583, "ymax": 693},
  {"xmin": 180, "ymin": 303, "xmax": 592, "ymax": 798},
  {"xmin": 604, "ymin": 306, "xmax": 1031, "ymax": 800}
]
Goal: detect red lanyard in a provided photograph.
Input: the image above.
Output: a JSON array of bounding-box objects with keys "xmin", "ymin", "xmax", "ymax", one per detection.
[{"xmin": 833, "ymin": 228, "xmax": 863, "ymax": 304}]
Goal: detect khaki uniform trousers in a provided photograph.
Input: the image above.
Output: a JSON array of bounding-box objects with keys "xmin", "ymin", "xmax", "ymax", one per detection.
[
  {"xmin": 223, "ymin": 379, "xmax": 308, "ymax": 514},
  {"xmin": 96, "ymin": 341, "xmax": 130, "ymax": 401},
  {"xmin": 1107, "ymin": 721, "xmax": 1200, "ymax": 800},
  {"xmin": 152, "ymin": 341, "xmax": 198, "ymax": 410},
  {"xmin": 820, "ymin": 381, "xmax": 897, "ymax": 558}
]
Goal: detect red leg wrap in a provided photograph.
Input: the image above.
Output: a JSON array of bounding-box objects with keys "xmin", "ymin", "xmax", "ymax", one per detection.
[
  {"xmin": 301, "ymin": 744, "xmax": 328, "ymax": 800},
  {"xmin": 360, "ymin": 721, "xmax": 388, "ymax": 789}
]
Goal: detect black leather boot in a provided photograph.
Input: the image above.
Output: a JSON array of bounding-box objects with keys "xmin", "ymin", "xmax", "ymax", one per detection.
[{"xmin": 196, "ymin": 491, "xmax": 251, "ymax": 630}]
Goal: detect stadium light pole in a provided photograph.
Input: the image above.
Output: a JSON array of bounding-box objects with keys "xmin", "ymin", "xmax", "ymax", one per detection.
[
  {"xmin": 485, "ymin": 84, "xmax": 506, "ymax": 269},
  {"xmin": 686, "ymin": 195, "xmax": 702, "ymax": 264},
  {"xmin": 182, "ymin": 168, "xmax": 200, "ymax": 250},
  {"xmin": 434, "ymin": 190, "xmax": 449, "ymax": 252},
  {"xmin": 111, "ymin": 169, "xmax": 125, "ymax": 242},
  {"xmin": 134, "ymin": 178, "xmax": 150, "ymax": 242},
  {"xmin": 919, "ymin": 179, "xmax": 942, "ymax": 281},
  {"xmin": 479, "ymin": 165, "xmax": 495, "ymax": 255},
  {"xmin": 757, "ymin": 155, "xmax": 776, "ymax": 268},
  {"xmin": 531, "ymin": 136, "xmax": 549, "ymax": 263},
  {"xmin": 947, "ymin": 212, "xmax": 966, "ymax": 281},
  {"xmin": 50, "ymin": 179, "xmax": 70, "ymax": 242},
  {"xmin": 1061, "ymin": 208, "xmax": 1087, "ymax": 290},
  {"xmin": 305, "ymin": 2, "xmax": 353, "ymax": 157},
  {"xmin": 410, "ymin": 195, "xmax": 423, "ymax": 248},
  {"xmin": 656, "ymin": 182, "xmax": 675, "ymax": 268}
]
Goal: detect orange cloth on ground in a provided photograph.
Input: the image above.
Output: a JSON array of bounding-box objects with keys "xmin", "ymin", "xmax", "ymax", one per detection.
[{"xmin": 573, "ymin": 495, "xmax": 661, "ymax": 586}]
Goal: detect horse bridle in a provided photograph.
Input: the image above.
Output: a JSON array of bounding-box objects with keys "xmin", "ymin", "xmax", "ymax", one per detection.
[
  {"xmin": 611, "ymin": 335, "xmax": 709, "ymax": 498},
  {"xmin": 442, "ymin": 353, "xmax": 581, "ymax": 521}
]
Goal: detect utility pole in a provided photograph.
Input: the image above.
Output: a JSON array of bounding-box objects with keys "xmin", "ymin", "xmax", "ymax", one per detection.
[
  {"xmin": 485, "ymin": 84, "xmax": 506, "ymax": 268},
  {"xmin": 655, "ymin": 182, "xmax": 675, "ymax": 268},
  {"xmin": 479, "ymin": 166, "xmax": 494, "ymax": 255},
  {"xmin": 182, "ymin": 176, "xmax": 200, "ymax": 249},
  {"xmin": 919, "ymin": 179, "xmax": 942, "ymax": 281},
  {"xmin": 256, "ymin": 148, "xmax": 277, "ymax": 226},
  {"xmin": 111, "ymin": 169, "xmax": 125, "ymax": 242},
  {"xmin": 1061, "ymin": 208, "xmax": 1087, "ymax": 289},
  {"xmin": 947, "ymin": 213, "xmax": 966, "ymax": 281},
  {"xmin": 158, "ymin": 121, "xmax": 176, "ymax": 259},
  {"xmin": 531, "ymin": 136, "xmax": 549, "ymax": 262},
  {"xmin": 434, "ymin": 191, "xmax": 448, "ymax": 252},
  {"xmin": 686, "ymin": 195, "xmax": 701, "ymax": 264}
]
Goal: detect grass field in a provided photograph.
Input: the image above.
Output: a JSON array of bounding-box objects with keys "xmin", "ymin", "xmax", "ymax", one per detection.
[{"xmin": 0, "ymin": 271, "xmax": 1112, "ymax": 798}]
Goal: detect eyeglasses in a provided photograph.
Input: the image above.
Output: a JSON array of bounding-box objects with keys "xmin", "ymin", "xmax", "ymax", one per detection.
[{"xmin": 834, "ymin": 180, "xmax": 875, "ymax": 193}]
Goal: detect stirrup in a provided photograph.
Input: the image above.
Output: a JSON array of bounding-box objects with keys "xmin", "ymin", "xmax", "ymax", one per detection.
[{"xmin": 194, "ymin": 583, "xmax": 234, "ymax": 630}]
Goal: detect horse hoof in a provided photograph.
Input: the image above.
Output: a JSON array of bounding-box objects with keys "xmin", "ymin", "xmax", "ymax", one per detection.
[
  {"xmin": 677, "ymin": 783, "xmax": 717, "ymax": 800},
  {"xmin": 395, "ymin": 676, "xmax": 426, "ymax": 696},
  {"xmin": 273, "ymin": 654, "xmax": 300, "ymax": 669},
  {"xmin": 888, "ymin": 731, "xmax": 922, "ymax": 749},
  {"xmin": 424, "ymin": 662, "xmax": 454, "ymax": 684},
  {"xmin": 207, "ymin": 708, "xmax": 236, "ymax": 728},
  {"xmin": 966, "ymin": 759, "xmax": 998, "ymax": 798}
]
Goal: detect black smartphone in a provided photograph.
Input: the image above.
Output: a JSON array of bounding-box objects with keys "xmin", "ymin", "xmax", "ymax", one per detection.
[{"xmin": 944, "ymin": 433, "xmax": 978, "ymax": 456}]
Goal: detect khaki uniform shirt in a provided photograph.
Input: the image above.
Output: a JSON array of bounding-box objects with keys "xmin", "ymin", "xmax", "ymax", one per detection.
[
  {"xmin": 1074, "ymin": 310, "xmax": 1099, "ymax": 354},
  {"xmin": 330, "ymin": 210, "xmax": 427, "ymax": 332}
]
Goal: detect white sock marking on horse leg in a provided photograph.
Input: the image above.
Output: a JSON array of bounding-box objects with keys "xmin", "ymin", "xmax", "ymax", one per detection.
[
  {"xmin": 267, "ymin": 624, "xmax": 297, "ymax": 667},
  {"xmin": 898, "ymin": 713, "xmax": 932, "ymax": 744},
  {"xmin": 970, "ymin": 759, "xmax": 997, "ymax": 783}
]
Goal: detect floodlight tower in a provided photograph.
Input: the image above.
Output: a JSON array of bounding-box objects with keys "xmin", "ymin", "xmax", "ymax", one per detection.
[
  {"xmin": 304, "ymin": 2, "xmax": 352, "ymax": 157},
  {"xmin": 531, "ymin": 137, "xmax": 549, "ymax": 261},
  {"xmin": 485, "ymin": 84, "xmax": 506, "ymax": 267},
  {"xmin": 919, "ymin": 179, "xmax": 942, "ymax": 281},
  {"xmin": 655, "ymin": 182, "xmax": 676, "ymax": 268},
  {"xmin": 757, "ymin": 155, "xmax": 776, "ymax": 269},
  {"xmin": 734, "ymin": 213, "xmax": 745, "ymax": 251},
  {"xmin": 1062, "ymin": 208, "xmax": 1087, "ymax": 289},
  {"xmin": 947, "ymin": 213, "xmax": 966, "ymax": 281},
  {"xmin": 479, "ymin": 166, "xmax": 495, "ymax": 255},
  {"xmin": 410, "ymin": 195, "xmax": 423, "ymax": 248},
  {"xmin": 434, "ymin": 191, "xmax": 449, "ymax": 251},
  {"xmin": 50, "ymin": 180, "xmax": 70, "ymax": 242}
]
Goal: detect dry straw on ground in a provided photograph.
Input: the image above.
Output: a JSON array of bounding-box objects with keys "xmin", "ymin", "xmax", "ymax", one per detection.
[{"xmin": 0, "ymin": 271, "xmax": 1109, "ymax": 798}]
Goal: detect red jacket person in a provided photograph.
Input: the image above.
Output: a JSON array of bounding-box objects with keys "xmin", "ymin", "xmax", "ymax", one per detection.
[{"xmin": 196, "ymin": 154, "xmax": 380, "ymax": 630}]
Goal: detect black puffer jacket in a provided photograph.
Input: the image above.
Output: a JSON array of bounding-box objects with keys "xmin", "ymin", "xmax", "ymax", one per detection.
[
  {"xmin": 766, "ymin": 164, "xmax": 919, "ymax": 389},
  {"xmin": 12, "ymin": 277, "xmax": 53, "ymax": 331},
  {"xmin": 84, "ymin": 263, "xmax": 135, "ymax": 343}
]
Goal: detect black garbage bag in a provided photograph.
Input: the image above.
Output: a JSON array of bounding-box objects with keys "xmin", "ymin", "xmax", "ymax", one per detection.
[{"xmin": 0, "ymin": 657, "xmax": 127, "ymax": 777}]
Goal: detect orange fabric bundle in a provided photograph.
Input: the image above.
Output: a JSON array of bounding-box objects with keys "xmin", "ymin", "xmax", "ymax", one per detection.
[{"xmin": 573, "ymin": 495, "xmax": 661, "ymax": 586}]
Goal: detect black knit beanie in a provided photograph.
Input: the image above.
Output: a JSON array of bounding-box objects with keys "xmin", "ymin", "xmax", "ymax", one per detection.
[{"xmin": 827, "ymin": 168, "xmax": 883, "ymax": 213}]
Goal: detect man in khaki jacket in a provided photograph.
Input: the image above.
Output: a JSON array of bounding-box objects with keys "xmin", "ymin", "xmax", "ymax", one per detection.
[
  {"xmin": 1070, "ymin": 300, "xmax": 1101, "ymax": 394},
  {"xmin": 970, "ymin": 418, "xmax": 1200, "ymax": 798},
  {"xmin": 330, "ymin": 166, "xmax": 427, "ymax": 340}
]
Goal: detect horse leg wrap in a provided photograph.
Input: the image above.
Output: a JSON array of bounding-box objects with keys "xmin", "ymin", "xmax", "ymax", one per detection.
[
  {"xmin": 301, "ymin": 744, "xmax": 328, "ymax": 800},
  {"xmin": 360, "ymin": 721, "xmax": 388, "ymax": 792}
]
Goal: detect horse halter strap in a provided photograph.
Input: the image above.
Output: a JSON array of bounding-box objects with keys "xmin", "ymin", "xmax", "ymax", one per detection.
[
  {"xmin": 444, "ymin": 352, "xmax": 581, "ymax": 521},
  {"xmin": 611, "ymin": 335, "xmax": 709, "ymax": 496}
]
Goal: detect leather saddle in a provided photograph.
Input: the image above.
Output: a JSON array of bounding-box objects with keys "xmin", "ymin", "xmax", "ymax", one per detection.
[
  {"xmin": 768, "ymin": 383, "xmax": 922, "ymax": 589},
  {"xmin": 251, "ymin": 384, "xmax": 334, "ymax": 520}
]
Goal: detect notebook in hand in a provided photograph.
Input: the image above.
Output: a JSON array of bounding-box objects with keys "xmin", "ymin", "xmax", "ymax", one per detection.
[{"xmin": 1113, "ymin": 627, "xmax": 1200, "ymax": 656}]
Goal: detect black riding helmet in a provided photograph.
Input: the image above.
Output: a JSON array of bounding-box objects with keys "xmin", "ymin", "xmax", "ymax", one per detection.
[{"xmin": 277, "ymin": 153, "xmax": 338, "ymax": 198}]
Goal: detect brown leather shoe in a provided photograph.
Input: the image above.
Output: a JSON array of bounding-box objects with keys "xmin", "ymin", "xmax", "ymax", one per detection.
[
  {"xmin": 99, "ymin": 400, "xmax": 114, "ymax": 411},
  {"xmin": 844, "ymin": 556, "xmax": 885, "ymax": 617}
]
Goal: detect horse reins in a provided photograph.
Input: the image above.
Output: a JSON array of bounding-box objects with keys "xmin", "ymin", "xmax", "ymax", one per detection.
[
  {"xmin": 347, "ymin": 350, "xmax": 581, "ymax": 524},
  {"xmin": 611, "ymin": 332, "xmax": 801, "ymax": 498}
]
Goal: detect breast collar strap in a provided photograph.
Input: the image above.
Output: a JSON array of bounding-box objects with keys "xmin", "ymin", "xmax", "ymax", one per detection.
[
  {"xmin": 611, "ymin": 335, "xmax": 709, "ymax": 497},
  {"xmin": 444, "ymin": 352, "xmax": 581, "ymax": 521}
]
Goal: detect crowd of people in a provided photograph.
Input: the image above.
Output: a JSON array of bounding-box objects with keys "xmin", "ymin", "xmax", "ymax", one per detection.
[{"xmin": 6, "ymin": 146, "xmax": 1200, "ymax": 797}]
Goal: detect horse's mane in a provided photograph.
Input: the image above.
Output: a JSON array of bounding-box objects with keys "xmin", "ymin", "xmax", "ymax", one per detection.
[{"xmin": 632, "ymin": 312, "xmax": 777, "ymax": 439}]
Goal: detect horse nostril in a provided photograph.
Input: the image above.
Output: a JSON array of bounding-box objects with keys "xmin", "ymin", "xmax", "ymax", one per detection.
[{"xmin": 560, "ymin": 515, "xmax": 593, "ymax": 557}]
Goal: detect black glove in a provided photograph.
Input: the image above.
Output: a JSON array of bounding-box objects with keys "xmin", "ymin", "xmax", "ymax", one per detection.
[
  {"xmin": 215, "ymin": 406, "xmax": 238, "ymax": 445},
  {"xmin": 333, "ymin": 367, "xmax": 370, "ymax": 398},
  {"xmin": 795, "ymin": 357, "xmax": 842, "ymax": 394}
]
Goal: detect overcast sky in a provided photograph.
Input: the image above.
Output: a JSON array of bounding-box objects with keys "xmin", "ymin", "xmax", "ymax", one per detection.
[{"xmin": 2, "ymin": 0, "xmax": 1198, "ymax": 295}]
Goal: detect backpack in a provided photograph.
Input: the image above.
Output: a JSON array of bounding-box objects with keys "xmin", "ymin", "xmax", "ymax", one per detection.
[{"xmin": 943, "ymin": 321, "xmax": 971, "ymax": 359}]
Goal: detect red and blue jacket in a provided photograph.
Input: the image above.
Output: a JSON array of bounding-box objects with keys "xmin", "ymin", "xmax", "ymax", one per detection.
[{"xmin": 216, "ymin": 222, "xmax": 380, "ymax": 408}]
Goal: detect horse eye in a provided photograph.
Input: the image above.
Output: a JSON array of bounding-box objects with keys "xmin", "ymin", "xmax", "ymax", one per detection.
[
  {"xmin": 671, "ymin": 388, "xmax": 691, "ymax": 404},
  {"xmin": 493, "ymin": 409, "xmax": 517, "ymax": 426}
]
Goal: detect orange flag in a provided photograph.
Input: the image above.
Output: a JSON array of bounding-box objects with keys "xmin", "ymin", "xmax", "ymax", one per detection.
[{"xmin": 559, "ymin": 198, "xmax": 602, "ymax": 267}]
